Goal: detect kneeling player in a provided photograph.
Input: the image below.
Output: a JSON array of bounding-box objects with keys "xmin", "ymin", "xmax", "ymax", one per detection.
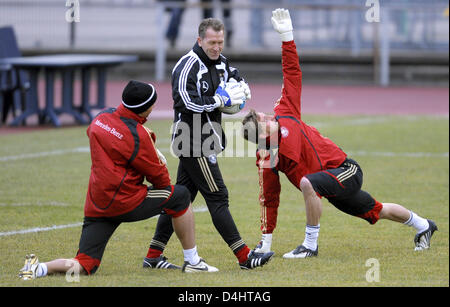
[{"xmin": 18, "ymin": 81, "xmax": 218, "ymax": 280}]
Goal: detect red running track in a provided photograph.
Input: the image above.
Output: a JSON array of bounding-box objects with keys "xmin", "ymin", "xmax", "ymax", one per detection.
[
  {"xmin": 115, "ymin": 81, "xmax": 449, "ymax": 117},
  {"xmin": 0, "ymin": 81, "xmax": 448, "ymax": 134}
]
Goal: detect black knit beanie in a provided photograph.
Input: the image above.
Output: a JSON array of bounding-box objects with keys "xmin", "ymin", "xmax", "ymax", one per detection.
[{"xmin": 121, "ymin": 80, "xmax": 157, "ymax": 114}]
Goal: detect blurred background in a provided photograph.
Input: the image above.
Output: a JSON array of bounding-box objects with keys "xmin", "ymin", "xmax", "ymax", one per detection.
[
  {"xmin": 1, "ymin": 0, "xmax": 448, "ymax": 85},
  {"xmin": 0, "ymin": 0, "xmax": 448, "ymax": 128}
]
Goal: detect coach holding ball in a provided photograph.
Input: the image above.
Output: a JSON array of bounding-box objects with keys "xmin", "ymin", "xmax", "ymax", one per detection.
[{"xmin": 146, "ymin": 17, "xmax": 274, "ymax": 270}]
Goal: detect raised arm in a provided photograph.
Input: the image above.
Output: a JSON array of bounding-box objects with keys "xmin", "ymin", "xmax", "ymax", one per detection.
[{"xmin": 271, "ymin": 8, "xmax": 302, "ymax": 119}]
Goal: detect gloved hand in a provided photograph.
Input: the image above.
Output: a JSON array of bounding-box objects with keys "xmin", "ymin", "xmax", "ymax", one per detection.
[
  {"xmin": 229, "ymin": 78, "xmax": 251, "ymax": 100},
  {"xmin": 271, "ymin": 8, "xmax": 294, "ymax": 42},
  {"xmin": 214, "ymin": 81, "xmax": 246, "ymax": 108}
]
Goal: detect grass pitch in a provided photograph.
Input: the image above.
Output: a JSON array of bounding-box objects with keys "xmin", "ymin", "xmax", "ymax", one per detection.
[{"xmin": 0, "ymin": 114, "xmax": 448, "ymax": 287}]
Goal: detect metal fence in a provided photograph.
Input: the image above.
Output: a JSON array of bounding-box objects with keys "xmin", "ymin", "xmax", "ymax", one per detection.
[{"xmin": 1, "ymin": 0, "xmax": 449, "ymax": 84}]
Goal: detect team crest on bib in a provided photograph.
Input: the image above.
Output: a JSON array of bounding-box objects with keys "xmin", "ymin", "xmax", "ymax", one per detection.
[
  {"xmin": 280, "ymin": 126, "xmax": 289, "ymax": 138},
  {"xmin": 208, "ymin": 154, "xmax": 217, "ymax": 164}
]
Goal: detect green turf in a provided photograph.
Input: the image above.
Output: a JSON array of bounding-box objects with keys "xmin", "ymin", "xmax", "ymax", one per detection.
[{"xmin": 0, "ymin": 115, "xmax": 448, "ymax": 287}]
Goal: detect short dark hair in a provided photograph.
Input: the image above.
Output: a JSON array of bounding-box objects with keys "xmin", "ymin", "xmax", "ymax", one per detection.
[
  {"xmin": 198, "ymin": 18, "xmax": 225, "ymax": 39},
  {"xmin": 241, "ymin": 109, "xmax": 259, "ymax": 144}
]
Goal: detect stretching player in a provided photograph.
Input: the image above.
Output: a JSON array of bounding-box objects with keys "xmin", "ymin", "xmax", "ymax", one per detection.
[{"xmin": 241, "ymin": 9, "xmax": 438, "ymax": 258}]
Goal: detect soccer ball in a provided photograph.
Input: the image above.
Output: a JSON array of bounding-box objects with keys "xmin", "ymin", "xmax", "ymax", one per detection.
[{"xmin": 219, "ymin": 101, "xmax": 246, "ymax": 115}]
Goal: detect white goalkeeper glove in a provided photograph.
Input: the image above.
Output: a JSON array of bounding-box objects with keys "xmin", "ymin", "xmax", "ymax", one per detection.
[
  {"xmin": 214, "ymin": 81, "xmax": 246, "ymax": 108},
  {"xmin": 229, "ymin": 78, "xmax": 251, "ymax": 100},
  {"xmin": 240, "ymin": 81, "xmax": 251, "ymax": 100},
  {"xmin": 271, "ymin": 8, "xmax": 294, "ymax": 42},
  {"xmin": 156, "ymin": 148, "xmax": 167, "ymax": 165}
]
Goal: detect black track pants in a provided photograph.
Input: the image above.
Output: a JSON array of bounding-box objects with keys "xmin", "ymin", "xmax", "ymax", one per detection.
[{"xmin": 150, "ymin": 157, "xmax": 246, "ymax": 255}]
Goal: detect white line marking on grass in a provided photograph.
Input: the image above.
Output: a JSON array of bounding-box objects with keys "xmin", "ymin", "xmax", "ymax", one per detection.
[
  {"xmin": 1, "ymin": 142, "xmax": 448, "ymax": 162},
  {"xmin": 0, "ymin": 206, "xmax": 209, "ymax": 237},
  {"xmin": 193, "ymin": 206, "xmax": 209, "ymax": 212},
  {"xmin": 0, "ymin": 201, "xmax": 70, "ymax": 207},
  {"xmin": 0, "ymin": 223, "xmax": 83, "ymax": 237},
  {"xmin": 0, "ymin": 147, "xmax": 89, "ymax": 162},
  {"xmin": 227, "ymin": 150, "xmax": 449, "ymax": 159},
  {"xmin": 347, "ymin": 150, "xmax": 449, "ymax": 158}
]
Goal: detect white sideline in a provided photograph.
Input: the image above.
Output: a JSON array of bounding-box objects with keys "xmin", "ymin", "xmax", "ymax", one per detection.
[
  {"xmin": 346, "ymin": 150, "xmax": 449, "ymax": 158},
  {"xmin": 0, "ymin": 146, "xmax": 448, "ymax": 161},
  {"xmin": 0, "ymin": 147, "xmax": 90, "ymax": 162},
  {"xmin": 0, "ymin": 223, "xmax": 83, "ymax": 237},
  {"xmin": 0, "ymin": 206, "xmax": 209, "ymax": 237}
]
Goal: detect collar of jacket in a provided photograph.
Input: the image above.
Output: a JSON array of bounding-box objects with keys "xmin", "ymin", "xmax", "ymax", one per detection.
[
  {"xmin": 116, "ymin": 104, "xmax": 147, "ymax": 125},
  {"xmin": 193, "ymin": 42, "xmax": 222, "ymax": 67}
]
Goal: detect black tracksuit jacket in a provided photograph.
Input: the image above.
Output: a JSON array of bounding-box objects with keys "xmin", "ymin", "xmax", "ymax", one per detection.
[{"xmin": 171, "ymin": 42, "xmax": 244, "ymax": 158}]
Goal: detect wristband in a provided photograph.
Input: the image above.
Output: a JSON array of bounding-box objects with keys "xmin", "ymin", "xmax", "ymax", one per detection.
[{"xmin": 280, "ymin": 31, "xmax": 294, "ymax": 42}]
